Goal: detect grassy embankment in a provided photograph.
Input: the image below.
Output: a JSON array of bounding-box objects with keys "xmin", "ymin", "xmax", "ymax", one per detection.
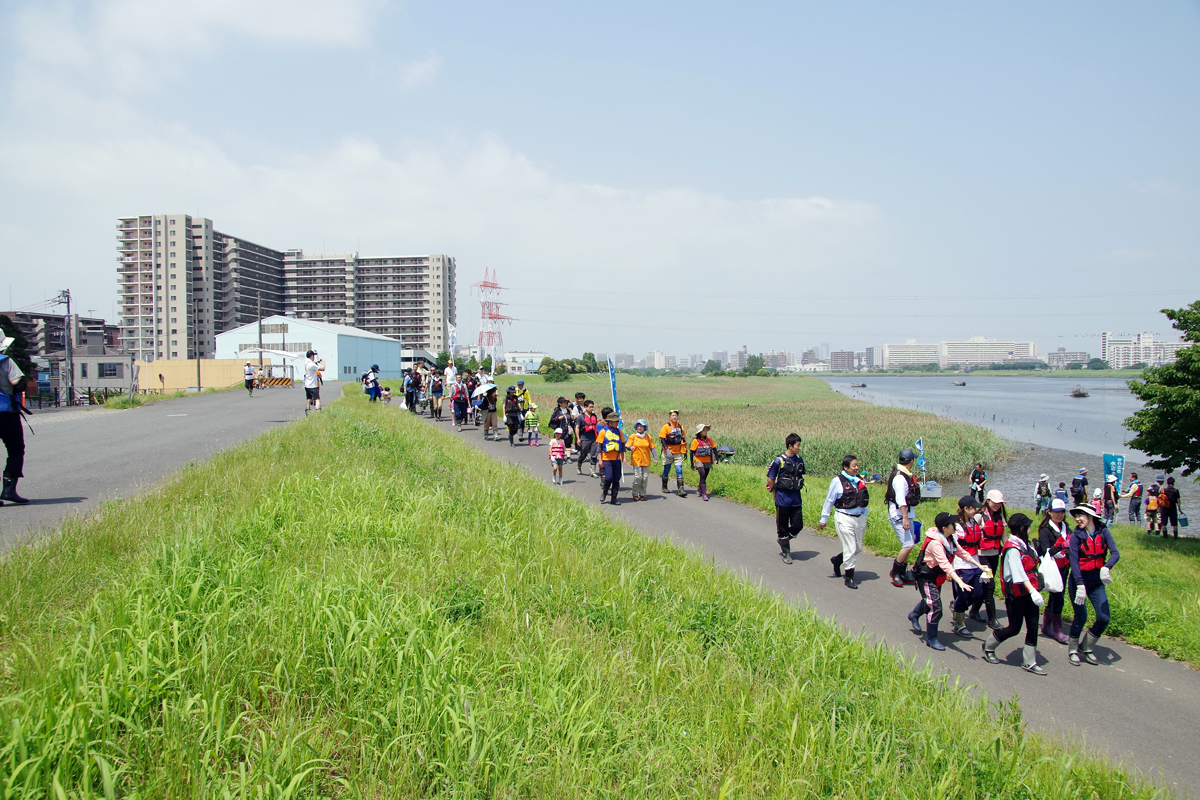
[
  {"xmin": 521, "ymin": 374, "xmax": 1200, "ymax": 669},
  {"xmin": 0, "ymin": 389, "xmax": 1163, "ymax": 797},
  {"xmin": 102, "ymin": 385, "xmax": 237, "ymax": 409}
]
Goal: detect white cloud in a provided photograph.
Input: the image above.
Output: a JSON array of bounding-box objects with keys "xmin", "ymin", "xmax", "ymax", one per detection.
[{"xmin": 399, "ymin": 52, "xmax": 443, "ymax": 89}]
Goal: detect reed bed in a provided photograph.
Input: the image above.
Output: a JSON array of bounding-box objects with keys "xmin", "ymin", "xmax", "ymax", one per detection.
[{"xmin": 0, "ymin": 390, "xmax": 1163, "ymax": 797}]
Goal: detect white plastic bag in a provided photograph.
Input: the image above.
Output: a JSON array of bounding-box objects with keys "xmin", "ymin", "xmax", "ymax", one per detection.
[{"xmin": 1039, "ymin": 552, "xmax": 1063, "ymax": 594}]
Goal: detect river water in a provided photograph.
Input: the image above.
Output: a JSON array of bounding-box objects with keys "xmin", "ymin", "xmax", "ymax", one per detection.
[{"xmin": 820, "ymin": 376, "xmax": 1168, "ymax": 510}]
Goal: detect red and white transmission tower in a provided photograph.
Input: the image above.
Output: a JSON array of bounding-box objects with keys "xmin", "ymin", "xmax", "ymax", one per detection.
[{"xmin": 472, "ymin": 268, "xmax": 514, "ymax": 369}]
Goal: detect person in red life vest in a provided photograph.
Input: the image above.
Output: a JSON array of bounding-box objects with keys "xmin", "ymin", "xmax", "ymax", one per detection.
[
  {"xmin": 819, "ymin": 454, "xmax": 870, "ymax": 590},
  {"xmin": 1035, "ymin": 498, "xmax": 1072, "ymax": 644},
  {"xmin": 1067, "ymin": 503, "xmax": 1120, "ymax": 667},
  {"xmin": 969, "ymin": 489, "xmax": 1007, "ymax": 630},
  {"xmin": 907, "ymin": 512, "xmax": 975, "ymax": 651},
  {"xmin": 948, "ymin": 496, "xmax": 989, "ymax": 637},
  {"xmin": 982, "ymin": 513, "xmax": 1048, "ymax": 675}
]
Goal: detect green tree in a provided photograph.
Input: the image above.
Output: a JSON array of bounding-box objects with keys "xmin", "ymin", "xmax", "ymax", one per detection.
[
  {"xmin": 466, "ymin": 356, "xmax": 479, "ymax": 371},
  {"xmin": 1130, "ymin": 362, "xmax": 1148, "ymax": 370},
  {"xmin": 1065, "ymin": 361, "xmax": 1084, "ymax": 370},
  {"xmin": 435, "ymin": 351, "xmax": 451, "ymax": 369},
  {"xmin": 756, "ymin": 368, "xmax": 772, "ymax": 377},
  {"xmin": 495, "ymin": 363, "xmax": 507, "ymax": 375},
  {"xmin": 701, "ymin": 359, "xmax": 722, "ymax": 374},
  {"xmin": 1087, "ymin": 358, "xmax": 1109, "ymax": 370},
  {"xmin": 581, "ymin": 352, "xmax": 598, "ymax": 373},
  {"xmin": 1125, "ymin": 301, "xmax": 1200, "ymax": 476},
  {"xmin": 538, "ymin": 356, "xmax": 557, "ymax": 374},
  {"xmin": 0, "ymin": 314, "xmax": 33, "ymax": 378},
  {"xmin": 543, "ymin": 363, "xmax": 571, "ymax": 382},
  {"xmin": 481, "ymin": 355, "xmax": 493, "ymax": 373},
  {"xmin": 453, "ymin": 357, "xmax": 468, "ymax": 372},
  {"xmin": 744, "ymin": 354, "xmax": 764, "ymax": 374}
]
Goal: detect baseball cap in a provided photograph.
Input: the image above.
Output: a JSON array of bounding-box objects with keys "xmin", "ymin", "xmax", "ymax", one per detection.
[
  {"xmin": 958, "ymin": 495, "xmax": 979, "ymax": 508},
  {"xmin": 517, "ymin": 379, "xmax": 525, "ymax": 384},
  {"xmin": 668, "ymin": 408, "xmax": 680, "ymax": 415},
  {"xmin": 554, "ymin": 428, "xmax": 564, "ymax": 435},
  {"xmin": 1050, "ymin": 498, "xmax": 1068, "ymax": 511},
  {"xmin": 986, "ymin": 489, "xmax": 1004, "ymax": 504},
  {"xmin": 1008, "ymin": 512, "xmax": 1033, "ymax": 532},
  {"xmin": 898, "ymin": 448, "xmax": 916, "ymax": 463},
  {"xmin": 935, "ymin": 511, "xmax": 956, "ymax": 530}
]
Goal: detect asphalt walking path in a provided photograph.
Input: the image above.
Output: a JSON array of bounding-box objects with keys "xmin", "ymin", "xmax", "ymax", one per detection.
[
  {"xmin": 431, "ymin": 413, "xmax": 1199, "ymax": 798},
  {"xmin": 0, "ymin": 383, "xmax": 345, "ymax": 552}
]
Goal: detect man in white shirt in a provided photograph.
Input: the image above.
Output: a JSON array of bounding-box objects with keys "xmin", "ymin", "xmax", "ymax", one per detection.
[
  {"xmin": 243, "ymin": 361, "xmax": 256, "ymax": 397},
  {"xmin": 885, "ymin": 448, "xmax": 921, "ymax": 587},
  {"xmin": 303, "ymin": 350, "xmax": 324, "ymax": 415},
  {"xmin": 0, "ymin": 336, "xmax": 30, "ymax": 504}
]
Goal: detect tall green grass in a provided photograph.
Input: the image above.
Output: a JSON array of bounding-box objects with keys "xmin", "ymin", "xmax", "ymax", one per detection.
[
  {"xmin": 0, "ymin": 390, "xmax": 1164, "ymax": 797},
  {"xmin": 519, "ymin": 373, "xmax": 1014, "ymax": 479}
]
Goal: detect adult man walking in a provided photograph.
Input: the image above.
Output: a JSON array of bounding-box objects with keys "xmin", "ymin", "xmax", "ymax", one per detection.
[
  {"xmin": 766, "ymin": 433, "xmax": 806, "ymax": 564},
  {"xmin": 659, "ymin": 409, "xmax": 687, "ymax": 497},
  {"xmin": 1123, "ymin": 472, "xmax": 1143, "ymax": 523},
  {"xmin": 243, "ymin": 361, "xmax": 256, "ymax": 397},
  {"xmin": 515, "ymin": 379, "xmax": 532, "ymax": 440},
  {"xmin": 303, "ymin": 350, "xmax": 324, "ymax": 416},
  {"xmin": 0, "ymin": 336, "xmax": 29, "ymax": 505},
  {"xmin": 819, "ymin": 454, "xmax": 869, "ymax": 589},
  {"xmin": 885, "ymin": 448, "xmax": 921, "ymax": 587}
]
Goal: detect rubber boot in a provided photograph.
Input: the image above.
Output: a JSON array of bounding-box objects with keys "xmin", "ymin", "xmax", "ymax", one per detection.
[
  {"xmin": 889, "ymin": 561, "xmax": 905, "ymax": 588},
  {"xmin": 830, "ymin": 553, "xmax": 843, "ymax": 577},
  {"xmin": 662, "ymin": 476, "xmax": 670, "ymax": 493},
  {"xmin": 908, "ymin": 609, "xmax": 924, "ymax": 635},
  {"xmin": 1068, "ymin": 636, "xmax": 1082, "ymax": 666},
  {"xmin": 952, "ymin": 611, "xmax": 971, "ymax": 638},
  {"xmin": 981, "ymin": 632, "xmax": 1000, "ymax": 663},
  {"xmin": 1051, "ymin": 613, "xmax": 1069, "ymax": 645},
  {"xmin": 0, "ymin": 478, "xmax": 28, "ymax": 505},
  {"xmin": 1040, "ymin": 612, "xmax": 1054, "ymax": 639},
  {"xmin": 1080, "ymin": 630, "xmax": 1100, "ymax": 665},
  {"xmin": 779, "ymin": 540, "xmax": 792, "ymax": 564},
  {"xmin": 1022, "ymin": 645, "xmax": 1047, "ymax": 675},
  {"xmin": 925, "ymin": 622, "xmax": 945, "ymax": 650},
  {"xmin": 843, "ymin": 568, "xmax": 858, "ymax": 590},
  {"xmin": 676, "ymin": 479, "xmax": 686, "ymax": 497}
]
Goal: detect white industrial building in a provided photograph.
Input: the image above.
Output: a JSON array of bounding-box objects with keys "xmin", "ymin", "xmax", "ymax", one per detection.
[{"xmin": 503, "ymin": 351, "xmax": 550, "ymax": 375}]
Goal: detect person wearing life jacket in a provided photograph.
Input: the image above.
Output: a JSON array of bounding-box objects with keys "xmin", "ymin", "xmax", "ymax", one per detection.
[
  {"xmin": 968, "ymin": 489, "xmax": 1007, "ymax": 631},
  {"xmin": 596, "ymin": 412, "xmax": 627, "ymax": 505},
  {"xmin": 1070, "ymin": 468, "xmax": 1089, "ymax": 507},
  {"xmin": 907, "ymin": 512, "xmax": 975, "ymax": 651},
  {"xmin": 969, "ymin": 463, "xmax": 988, "ymax": 505},
  {"xmin": 575, "ymin": 400, "xmax": 600, "ymax": 478},
  {"xmin": 1144, "ymin": 482, "xmax": 1160, "ymax": 535},
  {"xmin": 1035, "ymin": 498, "xmax": 1072, "ymax": 645},
  {"xmin": 819, "ymin": 454, "xmax": 870, "ymax": 590},
  {"xmin": 514, "ymin": 379, "xmax": 531, "ymax": 440},
  {"xmin": 688, "ymin": 423, "xmax": 717, "ymax": 501},
  {"xmin": 659, "ymin": 409, "xmax": 688, "ymax": 497},
  {"xmin": 1034, "ymin": 473, "xmax": 1052, "ymax": 514},
  {"xmin": 1121, "ymin": 472, "xmax": 1143, "ymax": 523},
  {"xmin": 503, "ymin": 386, "xmax": 523, "ymax": 447},
  {"xmin": 0, "ymin": 336, "xmax": 31, "ymax": 505},
  {"xmin": 766, "ymin": 433, "xmax": 806, "ymax": 565},
  {"xmin": 451, "ymin": 378, "xmax": 470, "ymax": 431},
  {"xmin": 1103, "ymin": 475, "xmax": 1119, "ymax": 526},
  {"xmin": 1067, "ymin": 503, "xmax": 1120, "ymax": 667},
  {"xmin": 982, "ymin": 513, "xmax": 1048, "ymax": 675},
  {"xmin": 429, "ymin": 372, "xmax": 445, "ymax": 420},
  {"xmin": 1161, "ymin": 477, "xmax": 1183, "ymax": 539},
  {"xmin": 884, "ymin": 449, "xmax": 922, "ymax": 587},
  {"xmin": 948, "ymin": 496, "xmax": 989, "ymax": 637}
]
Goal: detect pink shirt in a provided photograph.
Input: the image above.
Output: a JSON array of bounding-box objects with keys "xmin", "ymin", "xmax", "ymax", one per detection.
[{"xmin": 549, "ymin": 439, "xmax": 566, "ymax": 460}]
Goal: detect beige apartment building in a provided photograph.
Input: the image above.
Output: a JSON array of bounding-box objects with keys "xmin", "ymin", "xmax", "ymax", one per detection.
[{"xmin": 117, "ymin": 214, "xmax": 454, "ymax": 359}]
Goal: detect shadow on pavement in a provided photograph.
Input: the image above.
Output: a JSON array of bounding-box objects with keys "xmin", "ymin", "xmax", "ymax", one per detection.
[{"xmin": 21, "ymin": 496, "xmax": 88, "ymax": 506}]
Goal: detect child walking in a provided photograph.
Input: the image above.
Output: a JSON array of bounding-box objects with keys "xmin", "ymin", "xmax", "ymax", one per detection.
[
  {"xmin": 549, "ymin": 428, "xmax": 567, "ymax": 484},
  {"xmin": 524, "ymin": 403, "xmax": 541, "ymax": 446}
]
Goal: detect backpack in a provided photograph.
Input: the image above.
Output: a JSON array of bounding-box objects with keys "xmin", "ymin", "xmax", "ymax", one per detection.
[
  {"xmin": 1071, "ymin": 476, "xmax": 1085, "ymax": 495},
  {"xmin": 1158, "ymin": 490, "xmax": 1171, "ymax": 509}
]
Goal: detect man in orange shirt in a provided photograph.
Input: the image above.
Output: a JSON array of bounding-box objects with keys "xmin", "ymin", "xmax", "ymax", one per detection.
[{"xmin": 659, "ymin": 409, "xmax": 687, "ymax": 497}]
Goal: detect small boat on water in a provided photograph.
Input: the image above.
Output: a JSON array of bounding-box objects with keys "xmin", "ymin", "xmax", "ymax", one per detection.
[
  {"xmin": 850, "ymin": 382, "xmax": 867, "ymax": 388},
  {"xmin": 950, "ymin": 381, "xmax": 966, "ymax": 386},
  {"xmin": 1071, "ymin": 385, "xmax": 1090, "ymax": 398}
]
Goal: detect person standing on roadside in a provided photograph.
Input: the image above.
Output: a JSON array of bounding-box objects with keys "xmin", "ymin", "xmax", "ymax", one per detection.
[
  {"xmin": 514, "ymin": 379, "xmax": 532, "ymax": 441},
  {"xmin": 1034, "ymin": 473, "xmax": 1052, "ymax": 514},
  {"xmin": 819, "ymin": 455, "xmax": 869, "ymax": 590},
  {"xmin": 970, "ymin": 463, "xmax": 988, "ymax": 505},
  {"xmin": 575, "ymin": 400, "xmax": 600, "ymax": 477},
  {"xmin": 1036, "ymin": 498, "xmax": 1072, "ymax": 644},
  {"xmin": 884, "ymin": 449, "xmax": 921, "ymax": 587},
  {"xmin": 303, "ymin": 349, "xmax": 324, "ymax": 416},
  {"xmin": 0, "ymin": 336, "xmax": 30, "ymax": 505},
  {"xmin": 907, "ymin": 512, "xmax": 975, "ymax": 651},
  {"xmin": 625, "ymin": 420, "xmax": 656, "ymax": 501},
  {"xmin": 1067, "ymin": 503, "xmax": 1120, "ymax": 666},
  {"xmin": 688, "ymin": 423, "xmax": 717, "ymax": 501},
  {"xmin": 982, "ymin": 513, "xmax": 1048, "ymax": 675},
  {"xmin": 1122, "ymin": 472, "xmax": 1143, "ymax": 523},
  {"xmin": 969, "ymin": 489, "xmax": 1006, "ymax": 631},
  {"xmin": 1070, "ymin": 468, "xmax": 1089, "ymax": 507},
  {"xmin": 1161, "ymin": 477, "xmax": 1182, "ymax": 538},
  {"xmin": 766, "ymin": 433, "xmax": 806, "ymax": 564},
  {"xmin": 596, "ymin": 412, "xmax": 626, "ymax": 505},
  {"xmin": 1144, "ymin": 481, "xmax": 1160, "ymax": 534},
  {"xmin": 659, "ymin": 409, "xmax": 687, "ymax": 497},
  {"xmin": 244, "ymin": 361, "xmax": 256, "ymax": 397},
  {"xmin": 364, "ymin": 364, "xmax": 381, "ymax": 403},
  {"xmin": 1103, "ymin": 475, "xmax": 1119, "ymax": 526}
]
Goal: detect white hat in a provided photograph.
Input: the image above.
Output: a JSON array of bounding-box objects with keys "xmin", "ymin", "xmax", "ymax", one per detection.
[
  {"xmin": 1050, "ymin": 498, "xmax": 1068, "ymax": 511},
  {"xmin": 1039, "ymin": 473, "xmax": 1049, "ymax": 481},
  {"xmin": 1106, "ymin": 474, "xmax": 1116, "ymax": 483},
  {"xmin": 695, "ymin": 423, "xmax": 709, "ymax": 434},
  {"xmin": 0, "ymin": 336, "xmax": 14, "ymax": 353},
  {"xmin": 554, "ymin": 428, "xmax": 564, "ymax": 435},
  {"xmin": 1072, "ymin": 504, "xmax": 1102, "ymax": 520},
  {"xmin": 1093, "ymin": 488, "xmax": 1103, "ymax": 498}
]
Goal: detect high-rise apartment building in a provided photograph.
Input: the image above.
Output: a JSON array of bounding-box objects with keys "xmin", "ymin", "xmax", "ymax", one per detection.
[
  {"xmin": 1100, "ymin": 332, "xmax": 1185, "ymax": 369},
  {"xmin": 830, "ymin": 350, "xmax": 855, "ymax": 371},
  {"xmin": 712, "ymin": 350, "xmax": 729, "ymax": 368},
  {"xmin": 939, "ymin": 337, "xmax": 1037, "ymax": 367},
  {"xmin": 864, "ymin": 346, "xmax": 883, "ymax": 369},
  {"xmin": 117, "ymin": 214, "xmax": 455, "ymax": 360},
  {"xmin": 882, "ymin": 340, "xmax": 940, "ymax": 369}
]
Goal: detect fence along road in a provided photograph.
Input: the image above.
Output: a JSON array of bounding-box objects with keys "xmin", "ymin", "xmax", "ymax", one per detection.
[{"xmin": 0, "ymin": 384, "xmax": 343, "ymax": 552}]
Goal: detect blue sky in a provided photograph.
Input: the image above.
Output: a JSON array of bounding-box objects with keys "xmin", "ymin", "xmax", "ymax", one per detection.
[{"xmin": 1, "ymin": 0, "xmax": 1197, "ymax": 358}]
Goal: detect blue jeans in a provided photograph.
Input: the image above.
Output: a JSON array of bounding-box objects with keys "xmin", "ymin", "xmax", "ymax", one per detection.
[
  {"xmin": 1128, "ymin": 498, "xmax": 1142, "ymax": 522},
  {"xmin": 1067, "ymin": 574, "xmax": 1110, "ymax": 639}
]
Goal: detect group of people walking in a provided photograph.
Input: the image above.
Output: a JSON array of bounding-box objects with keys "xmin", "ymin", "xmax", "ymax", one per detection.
[{"xmin": 1034, "ymin": 468, "xmax": 1185, "ymax": 537}]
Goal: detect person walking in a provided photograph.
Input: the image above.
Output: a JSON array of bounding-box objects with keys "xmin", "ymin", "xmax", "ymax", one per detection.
[
  {"xmin": 0, "ymin": 336, "xmax": 30, "ymax": 505},
  {"xmin": 626, "ymin": 420, "xmax": 656, "ymax": 501},
  {"xmin": 1122, "ymin": 472, "xmax": 1143, "ymax": 523},
  {"xmin": 569, "ymin": 392, "xmax": 587, "ymax": 454},
  {"xmin": 1144, "ymin": 482, "xmax": 1160, "ymax": 535},
  {"xmin": 1160, "ymin": 477, "xmax": 1183, "ymax": 538},
  {"xmin": 659, "ymin": 410, "xmax": 687, "ymax": 497},
  {"xmin": 1036, "ymin": 498, "xmax": 1072, "ymax": 644},
  {"xmin": 503, "ymin": 386, "xmax": 523, "ymax": 447},
  {"xmin": 1103, "ymin": 475, "xmax": 1119, "ymax": 527},
  {"xmin": 1034, "ymin": 473, "xmax": 1052, "ymax": 515},
  {"xmin": 981, "ymin": 513, "xmax": 1048, "ymax": 675},
  {"xmin": 907, "ymin": 512, "xmax": 975, "ymax": 651},
  {"xmin": 1067, "ymin": 503, "xmax": 1120, "ymax": 666},
  {"xmin": 688, "ymin": 424, "xmax": 717, "ymax": 501},
  {"xmin": 243, "ymin": 361, "xmax": 256, "ymax": 397},
  {"xmin": 451, "ymin": 378, "xmax": 470, "ymax": 431},
  {"xmin": 429, "ymin": 371, "xmax": 445, "ymax": 420},
  {"xmin": 970, "ymin": 463, "xmax": 988, "ymax": 505},
  {"xmin": 403, "ymin": 369, "xmax": 418, "ymax": 412},
  {"xmin": 302, "ymin": 349, "xmax": 324, "ymax": 416},
  {"xmin": 969, "ymin": 489, "xmax": 1007, "ymax": 631},
  {"xmin": 765, "ymin": 433, "xmax": 806, "ymax": 564},
  {"xmin": 550, "ymin": 397, "xmax": 574, "ymax": 453},
  {"xmin": 818, "ymin": 455, "xmax": 869, "ymax": 590},
  {"xmin": 884, "ymin": 449, "xmax": 921, "ymax": 588},
  {"xmin": 363, "ymin": 364, "xmax": 381, "ymax": 403},
  {"xmin": 1070, "ymin": 468, "xmax": 1089, "ymax": 507},
  {"xmin": 514, "ymin": 379, "xmax": 532, "ymax": 441},
  {"xmin": 949, "ymin": 496, "xmax": 989, "ymax": 638},
  {"xmin": 596, "ymin": 413, "xmax": 626, "ymax": 505},
  {"xmin": 524, "ymin": 403, "xmax": 540, "ymax": 446},
  {"xmin": 548, "ymin": 428, "xmax": 567, "ymax": 485},
  {"xmin": 481, "ymin": 386, "xmax": 499, "ymax": 441},
  {"xmin": 575, "ymin": 400, "xmax": 600, "ymax": 477}
]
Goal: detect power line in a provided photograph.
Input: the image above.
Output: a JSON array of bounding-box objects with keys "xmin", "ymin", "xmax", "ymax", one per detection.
[
  {"xmin": 503, "ymin": 301, "xmax": 1175, "ymax": 320},
  {"xmin": 505, "ymin": 286, "xmax": 1195, "ymax": 303}
]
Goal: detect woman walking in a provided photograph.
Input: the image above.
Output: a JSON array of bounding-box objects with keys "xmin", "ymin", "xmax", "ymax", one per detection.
[
  {"xmin": 949, "ymin": 495, "xmax": 989, "ymax": 637},
  {"xmin": 818, "ymin": 455, "xmax": 870, "ymax": 591},
  {"xmin": 625, "ymin": 420, "xmax": 656, "ymax": 501},
  {"xmin": 1067, "ymin": 503, "xmax": 1120, "ymax": 666},
  {"xmin": 503, "ymin": 386, "xmax": 523, "ymax": 447},
  {"xmin": 688, "ymin": 424, "xmax": 717, "ymax": 501},
  {"xmin": 1034, "ymin": 473, "xmax": 1052, "ymax": 515},
  {"xmin": 451, "ymin": 378, "xmax": 470, "ymax": 431},
  {"xmin": 969, "ymin": 490, "xmax": 1006, "ymax": 630},
  {"xmin": 1036, "ymin": 498, "xmax": 1072, "ymax": 644},
  {"xmin": 908, "ymin": 512, "xmax": 975, "ymax": 651},
  {"xmin": 982, "ymin": 513, "xmax": 1048, "ymax": 675}
]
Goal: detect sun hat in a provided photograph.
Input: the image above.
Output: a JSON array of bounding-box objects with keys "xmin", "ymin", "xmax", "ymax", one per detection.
[
  {"xmin": 668, "ymin": 408, "xmax": 680, "ymax": 415},
  {"xmin": 1106, "ymin": 474, "xmax": 1117, "ymax": 483},
  {"xmin": 1050, "ymin": 498, "xmax": 1068, "ymax": 511},
  {"xmin": 605, "ymin": 413, "xmax": 620, "ymax": 423},
  {"xmin": 1039, "ymin": 473, "xmax": 1049, "ymax": 481},
  {"xmin": 529, "ymin": 402, "xmax": 537, "ymax": 409},
  {"xmin": 935, "ymin": 511, "xmax": 957, "ymax": 530},
  {"xmin": 696, "ymin": 423, "xmax": 709, "ymax": 434},
  {"xmin": 635, "ymin": 419, "xmax": 647, "ymax": 428},
  {"xmin": 985, "ymin": 489, "xmax": 1004, "ymax": 504},
  {"xmin": 0, "ymin": 336, "xmax": 13, "ymax": 353},
  {"xmin": 1072, "ymin": 504, "xmax": 1102, "ymax": 520},
  {"xmin": 958, "ymin": 495, "xmax": 979, "ymax": 508},
  {"xmin": 1093, "ymin": 488, "xmax": 1103, "ymax": 498}
]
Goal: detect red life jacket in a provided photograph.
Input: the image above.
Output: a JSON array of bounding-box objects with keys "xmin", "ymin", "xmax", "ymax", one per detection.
[
  {"xmin": 955, "ymin": 521, "xmax": 983, "ymax": 557},
  {"xmin": 1077, "ymin": 530, "xmax": 1108, "ymax": 572},
  {"xmin": 581, "ymin": 413, "xmax": 598, "ymax": 434},
  {"xmin": 1001, "ymin": 539, "xmax": 1040, "ymax": 598},
  {"xmin": 981, "ymin": 513, "xmax": 1006, "ymax": 550},
  {"xmin": 1052, "ymin": 529, "xmax": 1070, "ymax": 569},
  {"xmin": 912, "ymin": 534, "xmax": 952, "ymax": 587}
]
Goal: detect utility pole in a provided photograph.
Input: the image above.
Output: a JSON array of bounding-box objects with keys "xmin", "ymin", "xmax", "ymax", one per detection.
[
  {"xmin": 52, "ymin": 290, "xmax": 75, "ymax": 405},
  {"xmin": 257, "ymin": 293, "xmax": 263, "ymax": 368},
  {"xmin": 194, "ymin": 295, "xmax": 202, "ymax": 392}
]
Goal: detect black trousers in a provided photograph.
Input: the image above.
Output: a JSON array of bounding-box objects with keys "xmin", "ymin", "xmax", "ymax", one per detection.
[
  {"xmin": 971, "ymin": 553, "xmax": 999, "ymax": 620},
  {"xmin": 994, "ymin": 593, "xmax": 1039, "ymax": 647},
  {"xmin": 0, "ymin": 411, "xmax": 23, "ymax": 479},
  {"xmin": 776, "ymin": 504, "xmax": 803, "ymax": 547}
]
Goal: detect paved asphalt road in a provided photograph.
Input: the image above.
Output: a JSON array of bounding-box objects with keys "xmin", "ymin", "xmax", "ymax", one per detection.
[
  {"xmin": 430, "ymin": 413, "xmax": 1199, "ymax": 798},
  {"xmin": 0, "ymin": 384, "xmax": 344, "ymax": 551}
]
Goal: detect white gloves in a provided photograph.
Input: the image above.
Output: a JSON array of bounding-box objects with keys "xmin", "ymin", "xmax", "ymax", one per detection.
[
  {"xmin": 1030, "ymin": 589, "xmax": 1045, "ymax": 607},
  {"xmin": 1074, "ymin": 585, "xmax": 1087, "ymax": 606},
  {"xmin": 1100, "ymin": 566, "xmax": 1113, "ymax": 586}
]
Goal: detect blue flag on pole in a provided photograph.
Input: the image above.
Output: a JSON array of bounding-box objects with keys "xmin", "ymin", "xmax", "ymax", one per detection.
[
  {"xmin": 915, "ymin": 437, "xmax": 924, "ymax": 452},
  {"xmin": 608, "ymin": 357, "xmax": 622, "ymax": 431}
]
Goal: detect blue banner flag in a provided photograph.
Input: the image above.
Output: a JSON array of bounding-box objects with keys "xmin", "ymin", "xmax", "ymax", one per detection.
[
  {"xmin": 1103, "ymin": 454, "xmax": 1126, "ymax": 490},
  {"xmin": 608, "ymin": 357, "xmax": 622, "ymax": 430},
  {"xmin": 914, "ymin": 437, "xmax": 924, "ymax": 452}
]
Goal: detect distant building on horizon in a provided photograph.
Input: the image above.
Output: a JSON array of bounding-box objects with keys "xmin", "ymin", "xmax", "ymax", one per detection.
[
  {"xmin": 1048, "ymin": 346, "xmax": 1090, "ymax": 369},
  {"xmin": 1101, "ymin": 332, "xmax": 1185, "ymax": 369},
  {"xmin": 940, "ymin": 336, "xmax": 1038, "ymax": 368},
  {"xmin": 829, "ymin": 350, "xmax": 855, "ymax": 371},
  {"xmin": 864, "ymin": 346, "xmax": 883, "ymax": 369},
  {"xmin": 503, "ymin": 351, "xmax": 550, "ymax": 374},
  {"xmin": 712, "ymin": 350, "xmax": 729, "ymax": 368},
  {"xmin": 882, "ymin": 340, "xmax": 940, "ymax": 369}
]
